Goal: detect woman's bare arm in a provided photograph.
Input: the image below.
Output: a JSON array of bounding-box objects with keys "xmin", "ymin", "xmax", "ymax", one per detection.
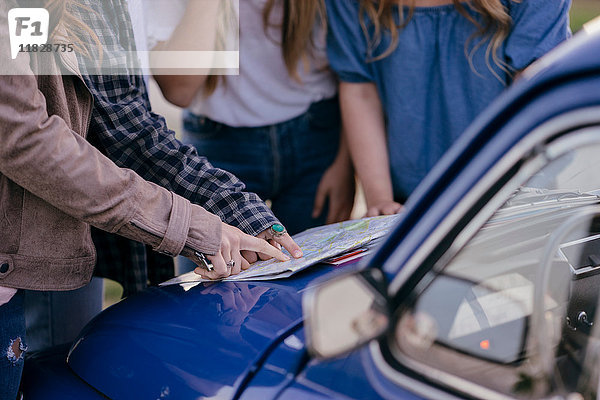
[
  {"xmin": 339, "ymin": 81, "xmax": 403, "ymax": 216},
  {"xmin": 150, "ymin": 0, "xmax": 221, "ymax": 107}
]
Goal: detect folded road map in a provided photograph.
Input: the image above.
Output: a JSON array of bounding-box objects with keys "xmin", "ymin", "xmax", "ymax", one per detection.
[{"xmin": 161, "ymin": 214, "xmax": 401, "ymax": 285}]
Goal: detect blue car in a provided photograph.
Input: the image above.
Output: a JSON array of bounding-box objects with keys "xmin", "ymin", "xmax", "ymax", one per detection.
[{"xmin": 23, "ymin": 21, "xmax": 600, "ymax": 400}]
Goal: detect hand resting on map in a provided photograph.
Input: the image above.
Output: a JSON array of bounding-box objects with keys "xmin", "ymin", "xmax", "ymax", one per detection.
[{"xmin": 193, "ymin": 222, "xmax": 303, "ymax": 280}]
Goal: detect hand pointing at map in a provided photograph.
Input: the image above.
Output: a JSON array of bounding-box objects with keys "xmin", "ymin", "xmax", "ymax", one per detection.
[
  {"xmin": 242, "ymin": 224, "xmax": 304, "ymax": 267},
  {"xmin": 260, "ymin": 224, "xmax": 303, "ymax": 258}
]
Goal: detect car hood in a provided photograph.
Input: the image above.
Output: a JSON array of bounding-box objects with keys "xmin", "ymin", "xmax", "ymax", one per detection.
[{"xmin": 68, "ymin": 264, "xmax": 339, "ymax": 400}]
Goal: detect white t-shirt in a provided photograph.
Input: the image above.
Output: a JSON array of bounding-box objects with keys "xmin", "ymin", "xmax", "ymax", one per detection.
[
  {"xmin": 127, "ymin": 0, "xmax": 151, "ymax": 87},
  {"xmin": 145, "ymin": 0, "xmax": 337, "ymax": 127}
]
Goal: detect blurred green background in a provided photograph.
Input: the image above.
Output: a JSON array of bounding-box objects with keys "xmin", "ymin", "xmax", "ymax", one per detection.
[{"xmin": 572, "ymin": 0, "xmax": 600, "ymax": 31}]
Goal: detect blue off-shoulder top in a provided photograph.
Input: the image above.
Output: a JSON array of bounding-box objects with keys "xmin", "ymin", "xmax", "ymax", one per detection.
[{"xmin": 326, "ymin": 0, "xmax": 572, "ymax": 200}]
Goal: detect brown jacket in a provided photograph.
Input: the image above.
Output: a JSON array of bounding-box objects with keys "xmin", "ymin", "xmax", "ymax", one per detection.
[{"xmin": 0, "ymin": 9, "xmax": 221, "ymax": 291}]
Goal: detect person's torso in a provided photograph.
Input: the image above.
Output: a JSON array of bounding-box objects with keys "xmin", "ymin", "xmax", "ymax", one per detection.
[
  {"xmin": 189, "ymin": 0, "xmax": 337, "ymax": 127},
  {"xmin": 368, "ymin": 4, "xmax": 510, "ymax": 198},
  {"xmin": 0, "ymin": 45, "xmax": 96, "ymax": 291}
]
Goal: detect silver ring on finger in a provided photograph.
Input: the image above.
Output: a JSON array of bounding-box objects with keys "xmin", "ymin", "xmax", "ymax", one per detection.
[{"xmin": 226, "ymin": 260, "xmax": 235, "ymax": 268}]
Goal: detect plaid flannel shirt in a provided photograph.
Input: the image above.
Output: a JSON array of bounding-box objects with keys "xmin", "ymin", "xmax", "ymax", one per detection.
[{"xmin": 72, "ymin": 0, "xmax": 278, "ymax": 295}]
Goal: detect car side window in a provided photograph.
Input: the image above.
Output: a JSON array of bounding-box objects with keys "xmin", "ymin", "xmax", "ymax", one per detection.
[{"xmin": 392, "ymin": 134, "xmax": 600, "ymax": 399}]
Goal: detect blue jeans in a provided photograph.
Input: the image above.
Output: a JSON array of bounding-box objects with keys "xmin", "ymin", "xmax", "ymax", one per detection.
[
  {"xmin": 0, "ymin": 290, "xmax": 26, "ymax": 400},
  {"xmin": 23, "ymin": 278, "xmax": 104, "ymax": 352},
  {"xmin": 179, "ymin": 97, "xmax": 341, "ymax": 274}
]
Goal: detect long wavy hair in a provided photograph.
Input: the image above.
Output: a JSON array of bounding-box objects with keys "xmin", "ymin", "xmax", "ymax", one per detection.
[
  {"xmin": 203, "ymin": 0, "xmax": 325, "ymax": 95},
  {"xmin": 359, "ymin": 0, "xmax": 517, "ymax": 79},
  {"xmin": 204, "ymin": 0, "xmax": 239, "ymax": 95},
  {"xmin": 263, "ymin": 0, "xmax": 326, "ymax": 81}
]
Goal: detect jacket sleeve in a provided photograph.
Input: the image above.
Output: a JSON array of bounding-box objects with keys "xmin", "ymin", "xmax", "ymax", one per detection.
[{"xmin": 0, "ymin": 12, "xmax": 221, "ymax": 258}]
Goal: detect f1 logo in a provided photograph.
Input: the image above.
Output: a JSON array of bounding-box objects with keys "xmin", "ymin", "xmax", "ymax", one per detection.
[{"xmin": 8, "ymin": 8, "xmax": 49, "ymax": 59}]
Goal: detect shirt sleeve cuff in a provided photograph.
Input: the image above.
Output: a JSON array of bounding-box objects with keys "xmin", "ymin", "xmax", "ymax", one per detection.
[
  {"xmin": 117, "ymin": 189, "xmax": 222, "ymax": 257},
  {"xmin": 184, "ymin": 204, "xmax": 222, "ymax": 256},
  {"xmin": 154, "ymin": 192, "xmax": 192, "ymax": 257},
  {"xmin": 335, "ymin": 71, "xmax": 373, "ymax": 84}
]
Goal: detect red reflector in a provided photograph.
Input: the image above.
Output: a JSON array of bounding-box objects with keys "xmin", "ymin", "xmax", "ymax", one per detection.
[{"xmin": 480, "ymin": 340, "xmax": 490, "ymax": 350}]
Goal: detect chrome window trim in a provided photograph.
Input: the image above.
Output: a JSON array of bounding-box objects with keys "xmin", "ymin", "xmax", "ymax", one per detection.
[
  {"xmin": 545, "ymin": 127, "xmax": 600, "ymax": 159},
  {"xmin": 388, "ymin": 107, "xmax": 600, "ymax": 295}
]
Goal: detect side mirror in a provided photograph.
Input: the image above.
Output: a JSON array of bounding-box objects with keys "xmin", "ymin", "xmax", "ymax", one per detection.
[{"xmin": 304, "ymin": 269, "xmax": 389, "ymax": 359}]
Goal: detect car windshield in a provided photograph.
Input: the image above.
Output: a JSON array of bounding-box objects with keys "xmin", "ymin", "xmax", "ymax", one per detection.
[{"xmin": 393, "ymin": 138, "xmax": 600, "ymax": 399}]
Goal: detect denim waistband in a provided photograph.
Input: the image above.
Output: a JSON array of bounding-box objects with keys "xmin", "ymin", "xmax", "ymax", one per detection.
[{"xmin": 183, "ymin": 96, "xmax": 339, "ymax": 134}]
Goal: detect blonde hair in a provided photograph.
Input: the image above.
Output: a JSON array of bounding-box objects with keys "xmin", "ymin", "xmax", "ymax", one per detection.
[
  {"xmin": 359, "ymin": 0, "xmax": 516, "ymax": 79},
  {"xmin": 204, "ymin": 0, "xmax": 325, "ymax": 95},
  {"xmin": 263, "ymin": 0, "xmax": 326, "ymax": 81},
  {"xmin": 45, "ymin": 0, "xmax": 101, "ymax": 59},
  {"xmin": 204, "ymin": 0, "xmax": 238, "ymax": 96}
]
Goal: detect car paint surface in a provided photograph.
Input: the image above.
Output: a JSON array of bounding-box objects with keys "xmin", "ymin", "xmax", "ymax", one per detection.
[
  {"xmin": 21, "ymin": 344, "xmax": 106, "ymax": 400},
  {"xmin": 66, "ymin": 264, "xmax": 341, "ymax": 399},
  {"xmin": 274, "ymin": 343, "xmax": 426, "ymax": 400}
]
